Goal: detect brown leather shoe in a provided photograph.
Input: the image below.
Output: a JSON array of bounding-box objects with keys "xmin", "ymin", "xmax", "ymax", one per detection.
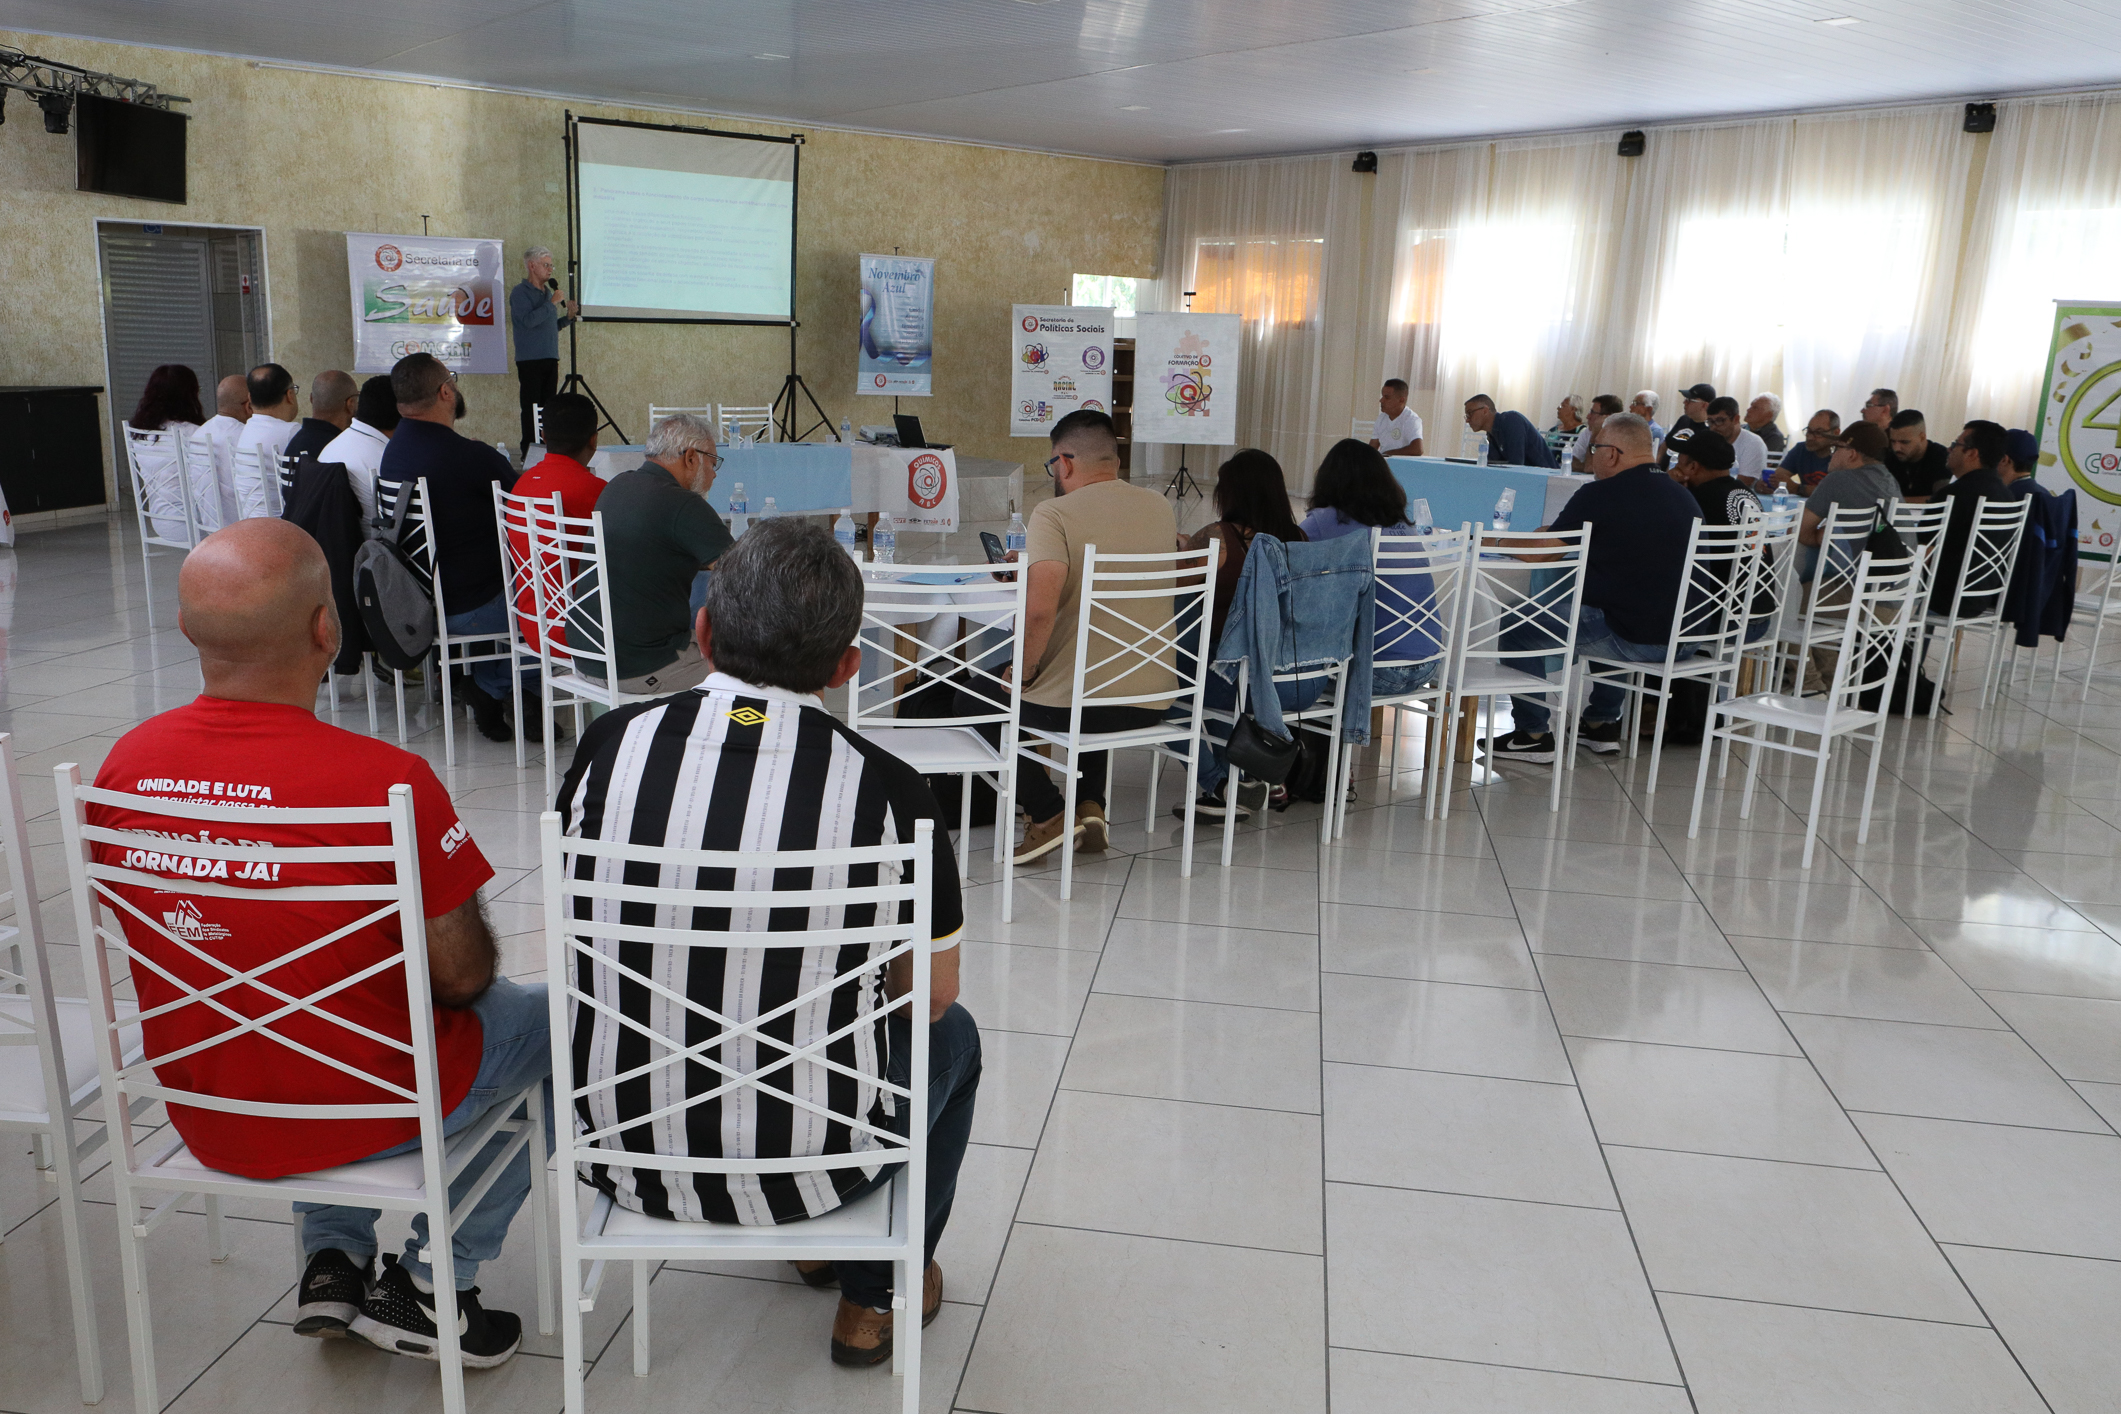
[
  {"xmin": 828, "ymin": 1263, "xmax": 942, "ymax": 1368},
  {"xmin": 1012, "ymin": 812, "xmax": 1080, "ymax": 864},
  {"xmin": 1075, "ymin": 801, "xmax": 1109, "ymax": 853},
  {"xmin": 792, "ymin": 1261, "xmax": 838, "ymax": 1289}
]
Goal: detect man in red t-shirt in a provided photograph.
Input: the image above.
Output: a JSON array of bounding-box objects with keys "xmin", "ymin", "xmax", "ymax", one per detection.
[
  {"xmin": 508, "ymin": 391, "xmax": 606, "ymax": 654},
  {"xmin": 90, "ymin": 519, "xmax": 546, "ymax": 1368}
]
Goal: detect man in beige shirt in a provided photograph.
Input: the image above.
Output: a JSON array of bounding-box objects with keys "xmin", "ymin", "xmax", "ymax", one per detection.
[{"xmin": 992, "ymin": 410, "xmax": 1178, "ymax": 863}]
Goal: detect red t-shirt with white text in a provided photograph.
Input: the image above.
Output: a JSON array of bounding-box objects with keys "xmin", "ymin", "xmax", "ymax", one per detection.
[{"xmin": 90, "ymin": 698, "xmax": 494, "ymax": 1178}]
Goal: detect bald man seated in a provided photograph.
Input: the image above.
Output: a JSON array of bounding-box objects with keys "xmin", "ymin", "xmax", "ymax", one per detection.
[{"xmin": 89, "ymin": 520, "xmax": 549, "ymax": 1369}]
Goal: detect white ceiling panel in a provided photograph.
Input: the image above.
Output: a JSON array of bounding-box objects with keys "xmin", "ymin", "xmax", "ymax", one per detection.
[{"xmin": 4, "ymin": 0, "xmax": 2118, "ymax": 161}]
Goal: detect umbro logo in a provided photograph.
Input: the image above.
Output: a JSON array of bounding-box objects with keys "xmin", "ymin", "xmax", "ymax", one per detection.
[{"xmin": 726, "ymin": 707, "xmax": 769, "ymax": 727}]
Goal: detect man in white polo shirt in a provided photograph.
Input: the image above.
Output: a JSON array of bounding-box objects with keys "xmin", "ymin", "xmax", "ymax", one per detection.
[
  {"xmin": 1370, "ymin": 378, "xmax": 1424, "ymax": 457},
  {"xmin": 318, "ymin": 376, "xmax": 399, "ymax": 521},
  {"xmin": 234, "ymin": 363, "xmax": 302, "ymax": 519},
  {"xmin": 194, "ymin": 373, "xmax": 253, "ymax": 530}
]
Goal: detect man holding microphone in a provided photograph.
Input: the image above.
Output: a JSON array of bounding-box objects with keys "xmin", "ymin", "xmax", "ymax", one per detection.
[{"xmin": 509, "ymin": 247, "xmax": 579, "ymax": 456}]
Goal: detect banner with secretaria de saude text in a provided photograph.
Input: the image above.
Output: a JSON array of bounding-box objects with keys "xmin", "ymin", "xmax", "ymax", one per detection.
[
  {"xmin": 345, "ymin": 233, "xmax": 508, "ymax": 375},
  {"xmin": 859, "ymin": 254, "xmax": 934, "ymax": 397},
  {"xmin": 1132, "ymin": 311, "xmax": 1242, "ymax": 447},
  {"xmin": 2036, "ymin": 299, "xmax": 2121, "ymax": 509},
  {"xmin": 1010, "ymin": 305, "xmax": 1112, "ymax": 437}
]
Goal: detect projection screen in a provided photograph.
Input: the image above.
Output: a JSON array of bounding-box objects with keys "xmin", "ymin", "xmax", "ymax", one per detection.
[{"xmin": 571, "ymin": 117, "xmax": 798, "ymax": 324}]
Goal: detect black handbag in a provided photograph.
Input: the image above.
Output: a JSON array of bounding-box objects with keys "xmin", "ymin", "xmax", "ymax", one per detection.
[{"xmin": 1225, "ymin": 713, "xmax": 1301, "ymax": 785}]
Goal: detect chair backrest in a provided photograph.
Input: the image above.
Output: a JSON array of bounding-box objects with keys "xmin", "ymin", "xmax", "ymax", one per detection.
[
  {"xmin": 1664, "ymin": 518, "xmax": 1762, "ymax": 664},
  {"xmin": 1887, "ymin": 499, "xmax": 1951, "ymax": 598},
  {"xmin": 1943, "ymin": 494, "xmax": 2034, "ymax": 618},
  {"xmin": 718, "ymin": 404, "xmax": 776, "ymax": 442},
  {"xmin": 1453, "ymin": 527, "xmax": 1591, "ymax": 667},
  {"xmin": 183, "ymin": 427, "xmax": 229, "ymax": 534},
  {"xmin": 541, "ymin": 812, "xmax": 932, "ymax": 1199},
  {"xmin": 55, "ymin": 772, "xmax": 450, "ymax": 1175},
  {"xmin": 1747, "ymin": 502, "xmax": 1804, "ymax": 639},
  {"xmin": 1763, "ymin": 448, "xmax": 1785, "ymax": 473},
  {"xmin": 495, "ymin": 486, "xmax": 563, "ymax": 653},
  {"xmin": 1071, "ymin": 543, "xmax": 1217, "ymax": 715},
  {"xmin": 230, "ymin": 444, "xmax": 281, "ymax": 522},
  {"xmin": 525, "ymin": 505, "xmax": 623, "ymax": 684},
  {"xmin": 0, "ymin": 734, "xmax": 72, "ymax": 1129},
  {"xmin": 1351, "ymin": 416, "xmax": 1372, "ymax": 440},
  {"xmin": 848, "ymin": 567, "xmax": 1028, "ymax": 734},
  {"xmin": 277, "ymin": 451, "xmax": 300, "ymax": 502},
  {"xmin": 1819, "ymin": 553, "xmax": 1923, "ymax": 729},
  {"xmin": 648, "ymin": 405, "xmax": 713, "ymax": 435},
  {"xmin": 394, "ymin": 478, "xmax": 443, "ymax": 607},
  {"xmin": 1810, "ymin": 502, "xmax": 1885, "ymax": 610},
  {"xmin": 1372, "ymin": 525, "xmax": 1470, "ymax": 674},
  {"xmin": 123, "ymin": 426, "xmax": 202, "ymax": 549}
]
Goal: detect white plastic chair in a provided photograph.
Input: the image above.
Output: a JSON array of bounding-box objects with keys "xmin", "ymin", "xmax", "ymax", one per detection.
[
  {"xmin": 231, "ymin": 444, "xmax": 283, "ymax": 521},
  {"xmin": 2069, "ymin": 545, "xmax": 2121, "ymax": 701},
  {"xmin": 849, "ymin": 566, "xmax": 1027, "ymax": 883},
  {"xmin": 0, "ymin": 734, "xmax": 146, "ymax": 1406},
  {"xmin": 1687, "ymin": 550, "xmax": 1924, "ymax": 867},
  {"xmin": 400, "ymin": 478, "xmax": 525, "ymax": 769},
  {"xmin": 522, "ymin": 504, "xmax": 665, "ymax": 801},
  {"xmin": 542, "ymin": 814, "xmax": 936, "ymax": 1414},
  {"xmin": 184, "ymin": 427, "xmax": 233, "ymax": 535},
  {"xmin": 1438, "ymin": 526, "xmax": 1592, "ymax": 816},
  {"xmin": 1887, "ymin": 498, "xmax": 1952, "ymax": 603},
  {"xmin": 278, "ymin": 449, "xmax": 301, "ymax": 506},
  {"xmin": 1021, "ymin": 544, "xmax": 1218, "ymax": 912},
  {"xmin": 647, "ymin": 405, "xmax": 714, "ymax": 435},
  {"xmin": 718, "ymin": 405, "xmax": 776, "ymax": 443},
  {"xmin": 123, "ymin": 426, "xmax": 205, "ymax": 626},
  {"xmin": 1582, "ymin": 518, "xmax": 1764, "ymax": 794},
  {"xmin": 1916, "ymin": 494, "xmax": 2032, "ymax": 716},
  {"xmin": 1776, "ymin": 502, "xmax": 1883, "ymax": 694},
  {"xmin": 495, "ymin": 487, "xmax": 566, "ymax": 775},
  {"xmin": 1367, "ymin": 525, "xmax": 1470, "ymax": 820},
  {"xmin": 55, "ymin": 771, "xmax": 554, "ymax": 1414}
]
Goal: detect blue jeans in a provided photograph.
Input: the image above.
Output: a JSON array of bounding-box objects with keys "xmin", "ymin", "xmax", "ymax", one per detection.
[
  {"xmin": 296, "ymin": 977, "xmax": 554, "ymax": 1290},
  {"xmin": 444, "ymin": 592, "xmax": 539, "ymax": 702},
  {"xmin": 1504, "ymin": 606, "xmax": 1690, "ymax": 737},
  {"xmin": 826, "ymin": 1002, "xmax": 983, "ymax": 1311}
]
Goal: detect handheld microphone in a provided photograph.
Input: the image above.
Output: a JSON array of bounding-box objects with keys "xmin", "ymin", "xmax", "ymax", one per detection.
[{"xmin": 547, "ymin": 278, "xmax": 560, "ymax": 292}]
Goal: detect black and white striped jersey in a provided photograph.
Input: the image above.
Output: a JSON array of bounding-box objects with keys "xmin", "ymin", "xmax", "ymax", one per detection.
[{"xmin": 555, "ymin": 672, "xmax": 965, "ymax": 1226}]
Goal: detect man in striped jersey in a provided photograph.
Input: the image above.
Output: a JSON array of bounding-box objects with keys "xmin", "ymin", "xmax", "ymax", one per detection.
[{"xmin": 556, "ymin": 518, "xmax": 977, "ymax": 1368}]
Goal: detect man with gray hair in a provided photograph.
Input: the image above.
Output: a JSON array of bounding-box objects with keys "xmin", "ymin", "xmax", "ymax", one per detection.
[
  {"xmin": 1629, "ymin": 390, "xmax": 1667, "ymax": 449},
  {"xmin": 509, "ymin": 246, "xmax": 579, "ymax": 455},
  {"xmin": 595, "ymin": 413, "xmax": 735, "ymax": 694},
  {"xmin": 1745, "ymin": 392, "xmax": 1787, "ymax": 452},
  {"xmin": 556, "ymin": 517, "xmax": 977, "ymax": 1369},
  {"xmin": 284, "ymin": 369, "xmax": 360, "ymax": 464}
]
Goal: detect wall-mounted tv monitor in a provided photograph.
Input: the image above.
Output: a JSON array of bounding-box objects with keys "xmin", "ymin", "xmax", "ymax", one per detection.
[{"xmin": 76, "ymin": 94, "xmax": 188, "ymax": 204}]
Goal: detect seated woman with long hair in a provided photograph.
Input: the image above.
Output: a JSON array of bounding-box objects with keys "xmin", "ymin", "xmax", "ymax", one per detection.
[
  {"xmin": 1299, "ymin": 439, "xmax": 1443, "ymax": 701},
  {"xmin": 127, "ymin": 364, "xmax": 209, "ymax": 541}
]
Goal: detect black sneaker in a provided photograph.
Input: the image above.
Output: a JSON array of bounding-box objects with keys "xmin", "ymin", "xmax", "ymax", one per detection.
[
  {"xmin": 348, "ymin": 1254, "xmax": 522, "ymax": 1368},
  {"xmin": 1486, "ymin": 731, "xmax": 1557, "ymax": 763},
  {"xmin": 457, "ymin": 680, "xmax": 511, "ymax": 743},
  {"xmin": 1576, "ymin": 718, "xmax": 1624, "ymax": 754},
  {"xmin": 1172, "ymin": 790, "xmax": 1252, "ymax": 821},
  {"xmin": 1236, "ymin": 779, "xmax": 1270, "ymax": 815},
  {"xmin": 293, "ymin": 1248, "xmax": 372, "ymax": 1338}
]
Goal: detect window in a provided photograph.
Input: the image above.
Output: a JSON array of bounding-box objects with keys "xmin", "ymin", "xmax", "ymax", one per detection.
[
  {"xmin": 1072, "ymin": 273, "xmax": 1138, "ymax": 317},
  {"xmin": 1188, "ymin": 237, "xmax": 1321, "ymax": 328},
  {"xmin": 1970, "ymin": 207, "xmax": 2121, "ymax": 405}
]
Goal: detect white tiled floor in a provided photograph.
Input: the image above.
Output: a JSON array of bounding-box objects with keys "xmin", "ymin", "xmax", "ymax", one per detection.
[{"xmin": 6, "ymin": 516, "xmax": 2121, "ymax": 1413}]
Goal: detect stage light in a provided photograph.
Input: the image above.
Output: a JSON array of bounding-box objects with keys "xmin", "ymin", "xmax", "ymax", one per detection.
[{"xmin": 38, "ymin": 90, "xmax": 71, "ymax": 133}]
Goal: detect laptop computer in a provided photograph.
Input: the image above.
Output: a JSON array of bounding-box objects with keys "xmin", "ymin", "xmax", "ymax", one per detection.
[{"xmin": 893, "ymin": 413, "xmax": 950, "ymax": 451}]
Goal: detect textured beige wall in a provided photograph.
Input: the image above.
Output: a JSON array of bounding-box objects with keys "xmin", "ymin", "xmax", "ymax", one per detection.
[{"xmin": 0, "ymin": 31, "xmax": 1163, "ymax": 494}]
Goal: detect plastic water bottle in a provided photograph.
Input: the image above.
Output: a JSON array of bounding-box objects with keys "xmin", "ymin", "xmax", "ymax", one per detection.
[
  {"xmin": 1475, "ymin": 431, "xmax": 1490, "ymax": 467},
  {"xmin": 1412, "ymin": 498, "xmax": 1434, "ymax": 535},
  {"xmin": 1006, "ymin": 511, "xmax": 1027, "ymax": 555},
  {"xmin": 874, "ymin": 513, "xmax": 897, "ymax": 565},
  {"xmin": 761, "ymin": 495, "xmax": 778, "ymax": 520},
  {"xmin": 728, "ymin": 482, "xmax": 749, "ymax": 538},
  {"xmin": 495, "ymin": 441, "xmax": 513, "ymax": 469},
  {"xmin": 834, "ymin": 508, "xmax": 860, "ymax": 557},
  {"xmin": 839, "ymin": 417, "xmax": 852, "ymax": 444},
  {"xmin": 1491, "ymin": 486, "xmax": 1516, "ymax": 533}
]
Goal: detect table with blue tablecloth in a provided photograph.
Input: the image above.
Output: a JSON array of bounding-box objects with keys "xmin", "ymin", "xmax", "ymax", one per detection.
[{"xmin": 1385, "ymin": 456, "xmax": 1589, "ymax": 534}]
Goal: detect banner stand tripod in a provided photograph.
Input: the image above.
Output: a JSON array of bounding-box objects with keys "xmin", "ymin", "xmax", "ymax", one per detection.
[
  {"xmin": 772, "ymin": 324, "xmax": 836, "ymax": 442},
  {"xmin": 1166, "ymin": 443, "xmax": 1203, "ymax": 503},
  {"xmin": 558, "ymin": 314, "xmax": 630, "ymax": 445}
]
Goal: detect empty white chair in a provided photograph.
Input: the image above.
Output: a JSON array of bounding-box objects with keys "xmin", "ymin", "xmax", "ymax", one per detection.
[
  {"xmin": 542, "ymin": 814, "xmax": 938, "ymax": 1414},
  {"xmin": 399, "ymin": 478, "xmax": 527, "ymax": 769},
  {"xmin": 0, "ymin": 734, "xmax": 145, "ymax": 1405},
  {"xmin": 56, "ymin": 771, "xmax": 553, "ymax": 1414},
  {"xmin": 647, "ymin": 404, "xmax": 713, "ymax": 435},
  {"xmin": 718, "ymin": 404, "xmax": 776, "ymax": 442},
  {"xmin": 1687, "ymin": 550, "xmax": 1924, "ymax": 867},
  {"xmin": 1438, "ymin": 526, "xmax": 1592, "ymax": 816},
  {"xmin": 1365, "ymin": 525, "xmax": 1471, "ymax": 820},
  {"xmin": 1582, "ymin": 518, "xmax": 1763, "ymax": 793},
  {"xmin": 848, "ymin": 565, "xmax": 1028, "ymax": 882},
  {"xmin": 1916, "ymin": 494, "xmax": 2032, "ymax": 715},
  {"xmin": 123, "ymin": 425, "xmax": 206, "ymax": 625},
  {"xmin": 1022, "ymin": 543, "xmax": 1218, "ymax": 911},
  {"xmin": 2069, "ymin": 544, "xmax": 2121, "ymax": 701}
]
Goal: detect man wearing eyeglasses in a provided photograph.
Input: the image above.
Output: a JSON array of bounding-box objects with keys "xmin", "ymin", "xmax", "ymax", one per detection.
[
  {"xmin": 595, "ymin": 413, "xmax": 735, "ymax": 696},
  {"xmin": 1485, "ymin": 412, "xmax": 1703, "ymax": 762},
  {"xmin": 1862, "ymin": 388, "xmax": 1898, "ymax": 430},
  {"xmin": 1772, "ymin": 409, "xmax": 1841, "ymax": 493},
  {"xmin": 376, "ymin": 353, "xmax": 529, "ymax": 741},
  {"xmin": 235, "ymin": 363, "xmax": 305, "ymax": 507}
]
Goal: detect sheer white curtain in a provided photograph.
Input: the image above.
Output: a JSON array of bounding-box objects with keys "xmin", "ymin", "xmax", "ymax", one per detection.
[
  {"xmin": 1149, "ymin": 153, "xmax": 1362, "ymax": 487},
  {"xmin": 1368, "ymin": 136, "xmax": 1629, "ymax": 450},
  {"xmin": 1957, "ymin": 90, "xmax": 2121, "ymax": 429}
]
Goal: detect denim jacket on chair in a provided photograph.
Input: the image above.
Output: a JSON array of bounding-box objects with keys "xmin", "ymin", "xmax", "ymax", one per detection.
[{"xmin": 1211, "ymin": 532, "xmax": 1375, "ymax": 743}]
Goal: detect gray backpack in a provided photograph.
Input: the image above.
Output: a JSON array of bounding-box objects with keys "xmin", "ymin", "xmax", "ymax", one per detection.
[{"xmin": 352, "ymin": 481, "xmax": 436, "ymax": 671}]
